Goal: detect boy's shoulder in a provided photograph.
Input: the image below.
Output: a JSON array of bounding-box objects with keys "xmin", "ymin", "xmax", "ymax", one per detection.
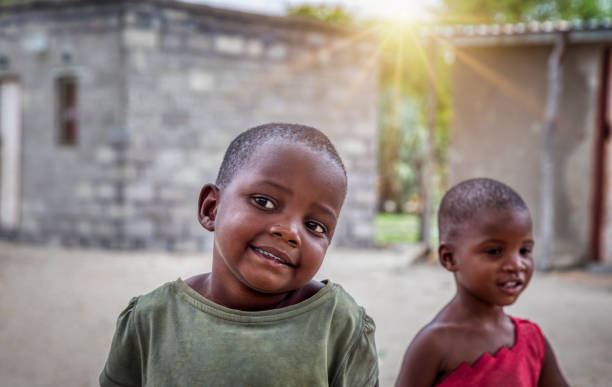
[
  {"xmin": 123, "ymin": 280, "xmax": 180, "ymax": 319},
  {"xmin": 325, "ymin": 281, "xmax": 372, "ymax": 325}
]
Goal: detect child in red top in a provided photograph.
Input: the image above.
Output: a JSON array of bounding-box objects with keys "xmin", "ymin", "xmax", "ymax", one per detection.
[{"xmin": 395, "ymin": 178, "xmax": 568, "ymax": 387}]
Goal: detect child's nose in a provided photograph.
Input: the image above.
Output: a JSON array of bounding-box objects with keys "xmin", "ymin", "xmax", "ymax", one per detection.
[
  {"xmin": 502, "ymin": 253, "xmax": 525, "ymax": 272},
  {"xmin": 269, "ymin": 223, "xmax": 301, "ymax": 248}
]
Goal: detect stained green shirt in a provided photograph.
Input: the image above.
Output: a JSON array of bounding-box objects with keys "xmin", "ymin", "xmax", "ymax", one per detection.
[{"xmin": 100, "ymin": 279, "xmax": 378, "ymax": 387}]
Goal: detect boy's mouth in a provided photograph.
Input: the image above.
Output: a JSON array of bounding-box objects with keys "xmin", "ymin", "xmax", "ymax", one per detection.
[
  {"xmin": 251, "ymin": 246, "xmax": 295, "ymax": 267},
  {"xmin": 497, "ymin": 279, "xmax": 524, "ymax": 293}
]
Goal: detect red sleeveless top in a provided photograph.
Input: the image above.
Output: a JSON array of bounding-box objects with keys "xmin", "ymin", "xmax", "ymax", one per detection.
[{"xmin": 436, "ymin": 316, "xmax": 546, "ymax": 387}]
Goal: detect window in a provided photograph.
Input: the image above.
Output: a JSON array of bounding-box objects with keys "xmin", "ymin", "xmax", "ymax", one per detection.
[{"xmin": 56, "ymin": 76, "xmax": 78, "ymax": 145}]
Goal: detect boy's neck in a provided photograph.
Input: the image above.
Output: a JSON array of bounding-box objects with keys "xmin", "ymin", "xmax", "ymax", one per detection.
[{"xmin": 185, "ymin": 272, "xmax": 324, "ymax": 311}]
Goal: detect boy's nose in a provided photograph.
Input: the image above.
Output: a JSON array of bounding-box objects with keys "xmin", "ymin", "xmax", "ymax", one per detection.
[
  {"xmin": 502, "ymin": 253, "xmax": 525, "ymax": 272},
  {"xmin": 269, "ymin": 223, "xmax": 301, "ymax": 248}
]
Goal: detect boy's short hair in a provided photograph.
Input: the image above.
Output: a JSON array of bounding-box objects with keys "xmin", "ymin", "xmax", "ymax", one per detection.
[
  {"xmin": 438, "ymin": 177, "xmax": 529, "ymax": 241},
  {"xmin": 215, "ymin": 122, "xmax": 347, "ymax": 191}
]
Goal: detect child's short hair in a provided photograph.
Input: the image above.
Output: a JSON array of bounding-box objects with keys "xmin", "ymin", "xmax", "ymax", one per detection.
[
  {"xmin": 438, "ymin": 177, "xmax": 528, "ymax": 241},
  {"xmin": 215, "ymin": 122, "xmax": 347, "ymax": 190}
]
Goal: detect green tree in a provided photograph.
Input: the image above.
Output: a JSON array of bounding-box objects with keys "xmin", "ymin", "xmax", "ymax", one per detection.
[
  {"xmin": 287, "ymin": 4, "xmax": 355, "ymax": 25},
  {"xmin": 288, "ymin": 5, "xmax": 451, "ymax": 249},
  {"xmin": 436, "ymin": 0, "xmax": 612, "ymax": 24}
]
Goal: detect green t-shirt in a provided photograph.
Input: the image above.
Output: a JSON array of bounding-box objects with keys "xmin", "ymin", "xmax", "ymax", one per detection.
[{"xmin": 100, "ymin": 279, "xmax": 378, "ymax": 387}]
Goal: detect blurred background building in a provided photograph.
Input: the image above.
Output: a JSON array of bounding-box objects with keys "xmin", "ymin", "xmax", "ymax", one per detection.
[
  {"xmin": 439, "ymin": 21, "xmax": 612, "ymax": 267},
  {"xmin": 0, "ymin": 0, "xmax": 378, "ymax": 250}
]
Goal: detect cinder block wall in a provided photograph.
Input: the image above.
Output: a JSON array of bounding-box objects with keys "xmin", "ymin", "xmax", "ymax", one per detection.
[
  {"xmin": 0, "ymin": 2, "xmax": 127, "ymax": 247},
  {"xmin": 0, "ymin": 0, "xmax": 378, "ymax": 250},
  {"xmin": 121, "ymin": 2, "xmax": 378, "ymax": 250}
]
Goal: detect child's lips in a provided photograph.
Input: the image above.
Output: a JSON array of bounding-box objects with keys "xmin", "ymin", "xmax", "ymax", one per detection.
[
  {"xmin": 497, "ymin": 279, "xmax": 524, "ymax": 294},
  {"xmin": 251, "ymin": 246, "xmax": 295, "ymax": 267}
]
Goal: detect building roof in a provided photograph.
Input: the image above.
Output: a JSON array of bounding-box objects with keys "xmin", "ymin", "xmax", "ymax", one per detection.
[
  {"xmin": 0, "ymin": 0, "xmax": 353, "ymax": 35},
  {"xmin": 422, "ymin": 19, "xmax": 612, "ymax": 46}
]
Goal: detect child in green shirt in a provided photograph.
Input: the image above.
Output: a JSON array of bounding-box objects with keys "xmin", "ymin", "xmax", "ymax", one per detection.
[{"xmin": 100, "ymin": 123, "xmax": 379, "ymax": 387}]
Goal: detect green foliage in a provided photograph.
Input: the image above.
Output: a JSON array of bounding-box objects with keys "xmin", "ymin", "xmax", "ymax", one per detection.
[
  {"xmin": 287, "ymin": 4, "xmax": 355, "ymax": 25},
  {"xmin": 286, "ymin": 4, "xmax": 451, "ymax": 215},
  {"xmin": 376, "ymin": 22, "xmax": 452, "ymax": 212},
  {"xmin": 374, "ymin": 213, "xmax": 420, "ymax": 245},
  {"xmin": 436, "ymin": 0, "xmax": 612, "ymax": 24}
]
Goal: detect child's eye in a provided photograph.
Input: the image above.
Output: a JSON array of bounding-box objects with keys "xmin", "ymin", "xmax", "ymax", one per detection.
[
  {"xmin": 305, "ymin": 221, "xmax": 326, "ymax": 234},
  {"xmin": 520, "ymin": 247, "xmax": 532, "ymax": 256},
  {"xmin": 253, "ymin": 197, "xmax": 275, "ymax": 209},
  {"xmin": 486, "ymin": 247, "xmax": 502, "ymax": 256}
]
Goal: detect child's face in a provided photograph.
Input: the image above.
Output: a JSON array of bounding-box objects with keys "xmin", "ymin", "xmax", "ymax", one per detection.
[
  {"xmin": 448, "ymin": 207, "xmax": 534, "ymax": 307},
  {"xmin": 208, "ymin": 140, "xmax": 346, "ymax": 295}
]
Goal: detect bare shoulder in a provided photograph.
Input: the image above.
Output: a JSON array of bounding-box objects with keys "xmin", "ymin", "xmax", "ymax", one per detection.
[{"xmin": 395, "ymin": 321, "xmax": 452, "ymax": 387}]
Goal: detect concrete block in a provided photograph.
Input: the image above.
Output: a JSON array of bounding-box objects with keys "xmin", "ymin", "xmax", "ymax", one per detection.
[
  {"xmin": 21, "ymin": 218, "xmax": 39, "ymax": 233},
  {"xmin": 159, "ymin": 73, "xmax": 187, "ymax": 91},
  {"xmin": 163, "ymin": 9, "xmax": 188, "ymax": 22},
  {"xmin": 187, "ymin": 34, "xmax": 212, "ymax": 51},
  {"xmin": 124, "ymin": 29, "xmax": 157, "ymax": 49},
  {"xmin": 162, "ymin": 110, "xmax": 191, "ymax": 126},
  {"xmin": 75, "ymin": 183, "xmax": 94, "ymax": 199},
  {"xmin": 159, "ymin": 186, "xmax": 184, "ymax": 202},
  {"xmin": 189, "ymin": 71, "xmax": 214, "ymax": 92},
  {"xmin": 161, "ymin": 33, "xmax": 183, "ymax": 50},
  {"xmin": 246, "ymin": 39, "xmax": 263, "ymax": 57},
  {"xmin": 97, "ymin": 184, "xmax": 116, "ymax": 200},
  {"xmin": 126, "ymin": 184, "xmax": 154, "ymax": 202},
  {"xmin": 86, "ymin": 203, "xmax": 104, "ymax": 217},
  {"xmin": 125, "ymin": 219, "xmax": 154, "ymax": 238},
  {"xmin": 157, "ymin": 149, "xmax": 184, "ymax": 168},
  {"xmin": 94, "ymin": 222, "xmax": 114, "ymax": 237},
  {"xmin": 108, "ymin": 204, "xmax": 134, "ymax": 219},
  {"xmin": 96, "ymin": 147, "xmax": 116, "ymax": 164},
  {"xmin": 172, "ymin": 168, "xmax": 200, "ymax": 185},
  {"xmin": 215, "ymin": 34, "xmax": 244, "ymax": 55},
  {"xmin": 268, "ymin": 43, "xmax": 287, "ymax": 59},
  {"xmin": 77, "ymin": 221, "xmax": 93, "ymax": 235}
]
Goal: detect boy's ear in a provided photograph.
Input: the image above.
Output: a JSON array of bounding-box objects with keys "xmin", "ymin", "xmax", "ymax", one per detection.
[
  {"xmin": 198, "ymin": 184, "xmax": 220, "ymax": 232},
  {"xmin": 439, "ymin": 243, "xmax": 458, "ymax": 272}
]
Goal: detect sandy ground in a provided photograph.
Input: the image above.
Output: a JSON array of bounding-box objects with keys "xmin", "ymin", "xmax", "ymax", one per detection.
[{"xmin": 1, "ymin": 241, "xmax": 611, "ymax": 387}]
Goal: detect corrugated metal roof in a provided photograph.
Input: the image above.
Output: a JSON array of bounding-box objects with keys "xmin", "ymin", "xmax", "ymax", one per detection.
[{"xmin": 422, "ymin": 19, "xmax": 612, "ymax": 46}]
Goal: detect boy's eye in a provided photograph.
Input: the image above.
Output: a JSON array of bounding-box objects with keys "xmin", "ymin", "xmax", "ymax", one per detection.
[
  {"xmin": 305, "ymin": 221, "xmax": 326, "ymax": 234},
  {"xmin": 520, "ymin": 247, "xmax": 532, "ymax": 256},
  {"xmin": 486, "ymin": 247, "xmax": 502, "ymax": 256},
  {"xmin": 253, "ymin": 197, "xmax": 275, "ymax": 209}
]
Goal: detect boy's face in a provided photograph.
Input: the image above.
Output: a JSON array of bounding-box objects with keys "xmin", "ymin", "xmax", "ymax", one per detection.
[
  {"xmin": 205, "ymin": 140, "xmax": 346, "ymax": 295},
  {"xmin": 443, "ymin": 207, "xmax": 534, "ymax": 307}
]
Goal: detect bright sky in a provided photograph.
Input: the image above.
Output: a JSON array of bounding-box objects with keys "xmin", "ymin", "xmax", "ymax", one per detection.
[{"xmin": 182, "ymin": 0, "xmax": 440, "ymax": 21}]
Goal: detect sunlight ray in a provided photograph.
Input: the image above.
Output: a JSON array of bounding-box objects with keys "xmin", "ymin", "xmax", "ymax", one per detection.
[
  {"xmin": 444, "ymin": 42, "xmax": 544, "ymax": 115},
  {"xmin": 335, "ymin": 31, "xmax": 391, "ymax": 111},
  {"xmin": 223, "ymin": 24, "xmax": 381, "ymax": 98}
]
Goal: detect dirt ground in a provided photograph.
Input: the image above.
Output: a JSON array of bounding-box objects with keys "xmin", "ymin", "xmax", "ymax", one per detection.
[{"xmin": 1, "ymin": 241, "xmax": 611, "ymax": 387}]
